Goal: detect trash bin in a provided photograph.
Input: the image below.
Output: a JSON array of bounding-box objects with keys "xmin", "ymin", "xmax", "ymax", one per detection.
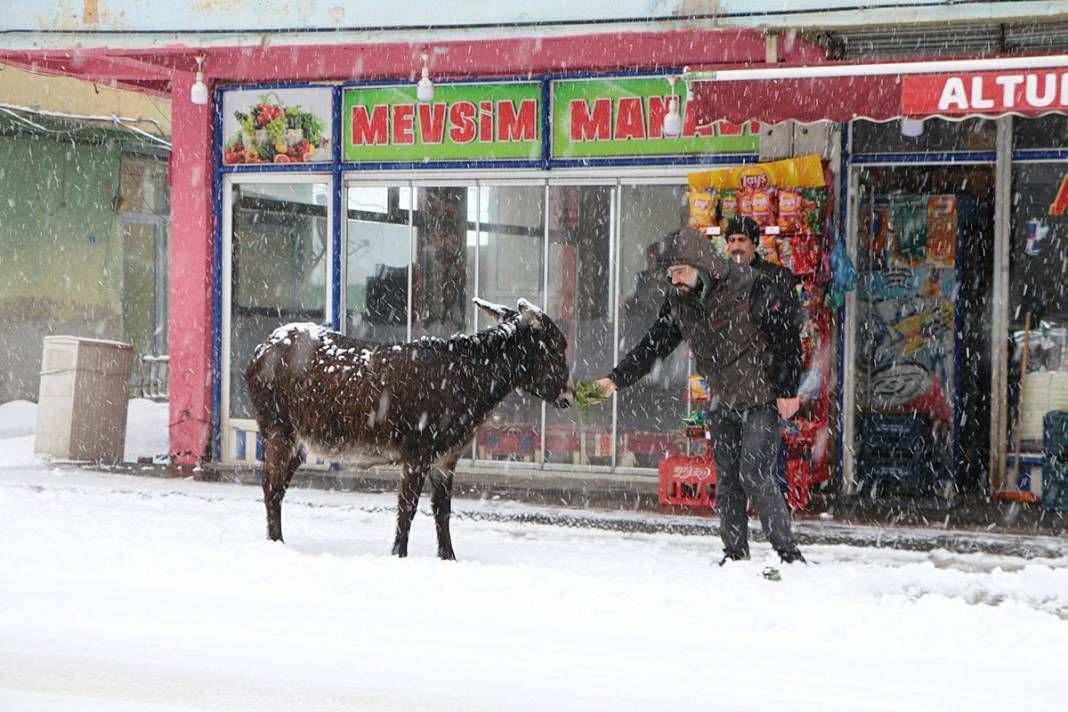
[{"xmin": 34, "ymin": 336, "xmax": 134, "ymax": 463}]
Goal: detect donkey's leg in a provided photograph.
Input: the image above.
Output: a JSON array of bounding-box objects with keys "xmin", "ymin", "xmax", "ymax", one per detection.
[
  {"xmin": 262, "ymin": 426, "xmax": 302, "ymax": 542},
  {"xmin": 391, "ymin": 460, "xmax": 428, "ymax": 557},
  {"xmin": 429, "ymin": 452, "xmax": 461, "ymax": 561}
]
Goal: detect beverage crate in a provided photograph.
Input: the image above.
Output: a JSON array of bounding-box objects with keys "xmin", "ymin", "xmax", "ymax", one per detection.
[
  {"xmin": 860, "ymin": 413, "xmax": 933, "ymax": 457},
  {"xmin": 1042, "ymin": 411, "xmax": 1068, "ymax": 511},
  {"xmin": 857, "ymin": 455, "xmax": 936, "ymax": 496},
  {"xmin": 658, "ymin": 455, "xmax": 716, "ymax": 508}
]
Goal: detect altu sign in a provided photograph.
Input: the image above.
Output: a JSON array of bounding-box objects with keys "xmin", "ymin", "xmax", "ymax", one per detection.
[{"xmin": 902, "ymin": 70, "xmax": 1068, "ymax": 115}]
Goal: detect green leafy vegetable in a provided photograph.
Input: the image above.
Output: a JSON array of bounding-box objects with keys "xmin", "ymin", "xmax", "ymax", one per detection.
[{"xmin": 574, "ymin": 379, "xmax": 606, "ymax": 420}]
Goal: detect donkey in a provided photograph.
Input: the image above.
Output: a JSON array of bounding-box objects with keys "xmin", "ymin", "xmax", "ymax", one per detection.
[{"xmin": 244, "ymin": 298, "xmax": 575, "ymax": 559}]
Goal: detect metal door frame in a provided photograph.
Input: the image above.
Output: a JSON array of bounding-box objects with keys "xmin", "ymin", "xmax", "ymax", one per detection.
[{"xmin": 219, "ymin": 172, "xmax": 334, "ymax": 461}]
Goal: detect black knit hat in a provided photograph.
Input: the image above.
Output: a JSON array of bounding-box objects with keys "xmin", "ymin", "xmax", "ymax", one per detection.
[{"xmin": 724, "ymin": 216, "xmax": 760, "ymax": 242}]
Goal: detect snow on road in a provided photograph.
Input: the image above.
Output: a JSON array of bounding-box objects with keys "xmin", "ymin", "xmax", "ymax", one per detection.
[{"xmin": 1, "ymin": 465, "xmax": 1066, "ymax": 712}]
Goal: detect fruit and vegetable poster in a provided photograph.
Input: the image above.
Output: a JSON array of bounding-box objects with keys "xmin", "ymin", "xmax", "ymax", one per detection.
[{"xmin": 221, "ymin": 87, "xmax": 332, "ymax": 165}]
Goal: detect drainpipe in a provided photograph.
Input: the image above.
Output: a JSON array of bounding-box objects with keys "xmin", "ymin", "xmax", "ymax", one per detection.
[{"xmin": 990, "ymin": 116, "xmax": 1013, "ymax": 494}]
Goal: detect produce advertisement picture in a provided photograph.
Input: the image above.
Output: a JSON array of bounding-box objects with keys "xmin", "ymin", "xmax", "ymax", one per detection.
[{"xmin": 221, "ymin": 87, "xmax": 332, "ymax": 165}]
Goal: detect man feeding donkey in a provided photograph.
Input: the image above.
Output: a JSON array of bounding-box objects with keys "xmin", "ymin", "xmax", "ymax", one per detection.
[{"xmin": 245, "ymin": 298, "xmax": 575, "ymax": 560}]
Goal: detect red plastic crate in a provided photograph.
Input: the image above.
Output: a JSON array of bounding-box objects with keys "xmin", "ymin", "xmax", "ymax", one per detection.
[
  {"xmin": 785, "ymin": 458, "xmax": 810, "ymax": 510},
  {"xmin": 658, "ymin": 455, "xmax": 717, "ymax": 508}
]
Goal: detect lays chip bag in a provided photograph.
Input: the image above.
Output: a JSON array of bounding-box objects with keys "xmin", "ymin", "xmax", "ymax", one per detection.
[{"xmin": 688, "ymin": 189, "xmax": 719, "ymax": 229}]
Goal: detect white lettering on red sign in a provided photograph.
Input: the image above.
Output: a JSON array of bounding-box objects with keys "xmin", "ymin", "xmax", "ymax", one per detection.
[{"xmin": 905, "ymin": 69, "xmax": 1068, "ymax": 115}]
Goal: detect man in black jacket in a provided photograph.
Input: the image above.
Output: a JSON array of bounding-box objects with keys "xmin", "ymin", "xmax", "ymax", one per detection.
[
  {"xmin": 723, "ymin": 216, "xmax": 803, "ymax": 421},
  {"xmin": 595, "ymin": 224, "xmax": 805, "ymax": 564}
]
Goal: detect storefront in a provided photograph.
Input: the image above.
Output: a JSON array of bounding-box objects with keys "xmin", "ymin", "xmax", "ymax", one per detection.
[
  {"xmin": 7, "ymin": 32, "xmax": 1068, "ymax": 505},
  {"xmin": 688, "ymin": 60, "xmax": 1068, "ymax": 501},
  {"xmin": 216, "ymin": 75, "xmax": 774, "ymax": 473}
]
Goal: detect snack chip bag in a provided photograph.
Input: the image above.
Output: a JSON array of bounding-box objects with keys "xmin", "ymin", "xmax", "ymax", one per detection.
[
  {"xmin": 759, "ymin": 232, "xmax": 782, "ymax": 265},
  {"xmin": 801, "ymin": 189, "xmax": 827, "ymax": 234},
  {"xmin": 719, "ymin": 191, "xmax": 739, "ymax": 219},
  {"xmin": 718, "ymin": 190, "xmax": 739, "ymax": 232},
  {"xmin": 751, "ymin": 188, "xmax": 777, "ymax": 228},
  {"xmin": 778, "ymin": 235, "xmax": 794, "ymax": 272},
  {"xmin": 777, "ymin": 189, "xmax": 804, "ymax": 232},
  {"xmin": 738, "ymin": 188, "xmax": 755, "ymax": 218},
  {"xmin": 688, "ymin": 189, "xmax": 719, "ymax": 228}
]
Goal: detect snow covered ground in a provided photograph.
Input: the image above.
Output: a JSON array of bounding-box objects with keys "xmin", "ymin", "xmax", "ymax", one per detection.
[
  {"xmin": 2, "ymin": 400, "xmax": 1068, "ymax": 711},
  {"xmin": 0, "ymin": 398, "xmax": 170, "ymax": 466},
  {"xmin": 0, "ymin": 464, "xmax": 1066, "ymax": 712}
]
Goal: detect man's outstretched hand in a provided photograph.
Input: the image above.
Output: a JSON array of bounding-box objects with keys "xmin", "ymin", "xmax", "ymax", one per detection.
[{"xmin": 594, "ymin": 377, "xmax": 617, "ymax": 401}]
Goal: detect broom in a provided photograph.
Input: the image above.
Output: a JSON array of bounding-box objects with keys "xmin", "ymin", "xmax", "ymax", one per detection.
[{"xmin": 995, "ymin": 310, "xmax": 1039, "ymax": 503}]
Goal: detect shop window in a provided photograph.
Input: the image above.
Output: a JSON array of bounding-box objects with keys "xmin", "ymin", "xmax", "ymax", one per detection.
[
  {"xmin": 852, "ymin": 118, "xmax": 997, "ymax": 154},
  {"xmin": 852, "ymin": 165, "xmax": 994, "ymax": 496},
  {"xmin": 474, "ymin": 184, "xmax": 545, "ymax": 464},
  {"xmin": 1013, "ymin": 115, "xmax": 1068, "ymax": 151},
  {"xmin": 119, "ymin": 154, "xmax": 169, "ymax": 215},
  {"xmin": 543, "ymin": 184, "xmax": 614, "ymax": 465},
  {"xmin": 412, "ymin": 186, "xmax": 477, "ymax": 339},
  {"xmin": 1006, "ymin": 163, "xmax": 1068, "ymax": 476},
  {"xmin": 345, "ymin": 185, "xmax": 410, "ymax": 343},
  {"xmin": 228, "ymin": 182, "xmax": 328, "ymax": 419},
  {"xmin": 615, "ymin": 183, "xmax": 691, "ymax": 468}
]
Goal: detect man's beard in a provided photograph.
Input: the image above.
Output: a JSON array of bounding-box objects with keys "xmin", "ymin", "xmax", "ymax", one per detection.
[{"xmin": 674, "ymin": 280, "xmax": 703, "ymax": 298}]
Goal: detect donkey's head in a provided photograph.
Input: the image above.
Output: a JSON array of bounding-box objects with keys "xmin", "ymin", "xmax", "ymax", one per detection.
[{"xmin": 474, "ymin": 298, "xmax": 575, "ymax": 409}]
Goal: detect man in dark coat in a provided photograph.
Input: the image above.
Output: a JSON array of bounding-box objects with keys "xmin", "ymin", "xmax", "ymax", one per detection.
[
  {"xmin": 595, "ymin": 225, "xmax": 805, "ymax": 564},
  {"xmin": 723, "ymin": 216, "xmax": 803, "ymax": 424}
]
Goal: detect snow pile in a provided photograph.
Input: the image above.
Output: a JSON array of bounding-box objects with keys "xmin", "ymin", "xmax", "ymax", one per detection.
[
  {"xmin": 1, "ymin": 467, "xmax": 1066, "ymax": 712},
  {"xmin": 0, "ymin": 399, "xmax": 37, "ymax": 438},
  {"xmin": 122, "ymin": 398, "xmax": 170, "ymax": 463},
  {"xmin": 0, "ymin": 400, "xmax": 42, "ymax": 467},
  {"xmin": 0, "ymin": 398, "xmax": 169, "ymax": 466}
]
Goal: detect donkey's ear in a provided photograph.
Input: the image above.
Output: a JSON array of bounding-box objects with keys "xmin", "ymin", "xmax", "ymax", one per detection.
[
  {"xmin": 517, "ymin": 298, "xmax": 544, "ymax": 330},
  {"xmin": 473, "ymin": 297, "xmax": 516, "ymax": 321}
]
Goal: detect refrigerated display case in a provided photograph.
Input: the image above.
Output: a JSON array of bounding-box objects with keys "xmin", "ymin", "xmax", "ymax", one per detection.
[{"xmin": 854, "ymin": 190, "xmax": 991, "ymax": 496}]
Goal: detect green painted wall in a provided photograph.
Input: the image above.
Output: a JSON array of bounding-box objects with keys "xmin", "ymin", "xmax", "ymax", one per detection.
[
  {"xmin": 0, "ymin": 133, "xmax": 124, "ymax": 321},
  {"xmin": 0, "ymin": 126, "xmax": 128, "ymax": 401}
]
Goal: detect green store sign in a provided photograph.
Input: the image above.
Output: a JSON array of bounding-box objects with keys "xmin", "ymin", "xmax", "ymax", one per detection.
[
  {"xmin": 550, "ymin": 77, "xmax": 759, "ymax": 159},
  {"xmin": 340, "ymin": 77, "xmax": 759, "ymax": 164},
  {"xmin": 343, "ymin": 83, "xmax": 542, "ymax": 162}
]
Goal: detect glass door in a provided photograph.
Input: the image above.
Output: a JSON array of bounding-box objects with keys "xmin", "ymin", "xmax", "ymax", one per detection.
[
  {"xmin": 344, "ymin": 184, "xmax": 412, "ymax": 343},
  {"xmin": 221, "ymin": 176, "xmax": 331, "ymax": 462},
  {"xmin": 544, "ymin": 182, "xmax": 615, "ymax": 467},
  {"xmin": 473, "ymin": 182, "xmax": 546, "ymax": 465},
  {"xmin": 852, "ymin": 165, "xmax": 994, "ymax": 496},
  {"xmin": 614, "ymin": 181, "xmax": 691, "ymax": 469}
]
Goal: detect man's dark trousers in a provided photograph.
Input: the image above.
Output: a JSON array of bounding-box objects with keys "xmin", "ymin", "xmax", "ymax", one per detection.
[{"xmin": 707, "ymin": 402, "xmax": 799, "ymax": 557}]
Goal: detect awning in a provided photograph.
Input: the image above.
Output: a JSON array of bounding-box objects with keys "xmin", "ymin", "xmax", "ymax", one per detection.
[{"xmin": 688, "ymin": 55, "xmax": 1068, "ymax": 125}]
